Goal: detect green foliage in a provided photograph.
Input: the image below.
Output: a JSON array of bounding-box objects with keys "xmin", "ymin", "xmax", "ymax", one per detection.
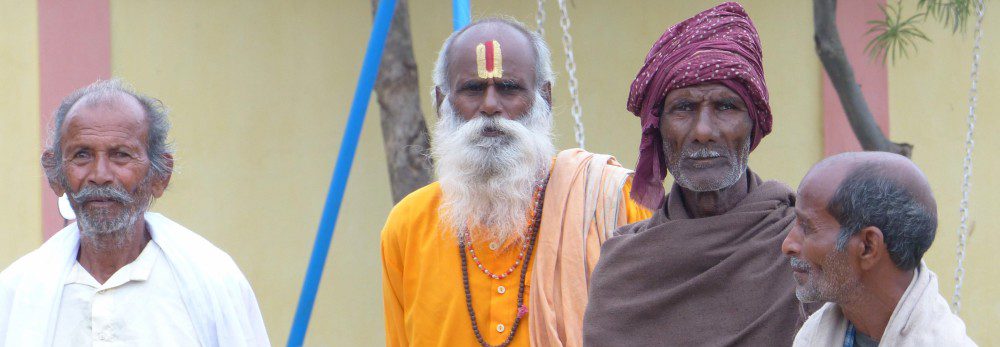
[
  {"xmin": 918, "ymin": 0, "xmax": 973, "ymax": 33},
  {"xmin": 865, "ymin": 0, "xmax": 977, "ymax": 65},
  {"xmin": 866, "ymin": 1, "xmax": 930, "ymax": 64}
]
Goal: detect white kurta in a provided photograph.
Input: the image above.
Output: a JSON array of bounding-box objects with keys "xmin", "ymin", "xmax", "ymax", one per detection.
[
  {"xmin": 793, "ymin": 262, "xmax": 976, "ymax": 346},
  {"xmin": 53, "ymin": 240, "xmax": 201, "ymax": 346},
  {"xmin": 0, "ymin": 212, "xmax": 270, "ymax": 347}
]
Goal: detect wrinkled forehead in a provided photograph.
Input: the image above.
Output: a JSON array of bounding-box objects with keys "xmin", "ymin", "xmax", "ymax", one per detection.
[
  {"xmin": 447, "ymin": 24, "xmax": 536, "ymax": 82},
  {"xmin": 664, "ymin": 82, "xmax": 741, "ymax": 101}
]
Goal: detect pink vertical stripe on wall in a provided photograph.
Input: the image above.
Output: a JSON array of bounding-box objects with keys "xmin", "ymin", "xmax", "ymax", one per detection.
[
  {"xmin": 822, "ymin": 0, "xmax": 890, "ymax": 157},
  {"xmin": 38, "ymin": 0, "xmax": 111, "ymax": 239}
]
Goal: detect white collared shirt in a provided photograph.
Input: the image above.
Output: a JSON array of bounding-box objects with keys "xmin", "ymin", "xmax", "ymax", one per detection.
[{"xmin": 52, "ymin": 240, "xmax": 201, "ymax": 346}]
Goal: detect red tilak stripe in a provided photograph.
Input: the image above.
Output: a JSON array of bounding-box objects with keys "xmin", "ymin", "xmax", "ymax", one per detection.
[{"xmin": 485, "ymin": 41, "xmax": 495, "ymax": 72}]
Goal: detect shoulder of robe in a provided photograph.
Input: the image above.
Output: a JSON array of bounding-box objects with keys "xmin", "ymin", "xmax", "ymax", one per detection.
[
  {"xmin": 0, "ymin": 231, "xmax": 71, "ymax": 291},
  {"xmin": 600, "ymin": 218, "xmax": 655, "ymax": 255},
  {"xmin": 614, "ymin": 214, "xmax": 655, "ymax": 236},
  {"xmin": 383, "ymin": 181, "xmax": 442, "ymax": 236},
  {"xmin": 792, "ymin": 302, "xmax": 839, "ymax": 346},
  {"xmin": 148, "ymin": 213, "xmax": 249, "ymax": 283},
  {"xmin": 758, "ymin": 180, "xmax": 796, "ymax": 204},
  {"xmin": 182, "ymin": 238, "xmax": 246, "ymax": 282},
  {"xmin": 906, "ymin": 268, "xmax": 978, "ymax": 346},
  {"xmin": 553, "ymin": 148, "xmax": 629, "ymax": 171}
]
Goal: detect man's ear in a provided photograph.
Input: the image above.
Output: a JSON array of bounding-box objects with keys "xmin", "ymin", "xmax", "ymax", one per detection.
[
  {"xmin": 150, "ymin": 154, "xmax": 174, "ymax": 198},
  {"xmin": 857, "ymin": 226, "xmax": 885, "ymax": 271},
  {"xmin": 41, "ymin": 150, "xmax": 65, "ymax": 196},
  {"xmin": 435, "ymin": 87, "xmax": 445, "ymax": 118},
  {"xmin": 541, "ymin": 82, "xmax": 552, "ymax": 108}
]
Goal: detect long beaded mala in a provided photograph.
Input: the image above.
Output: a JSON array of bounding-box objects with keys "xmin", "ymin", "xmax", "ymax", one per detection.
[{"xmin": 459, "ymin": 176, "xmax": 549, "ymax": 347}]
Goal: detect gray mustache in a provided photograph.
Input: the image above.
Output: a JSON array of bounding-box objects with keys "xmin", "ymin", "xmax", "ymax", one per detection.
[
  {"xmin": 72, "ymin": 184, "xmax": 135, "ymax": 205},
  {"xmin": 789, "ymin": 257, "xmax": 812, "ymax": 272},
  {"xmin": 466, "ymin": 117, "xmax": 525, "ymax": 140},
  {"xmin": 685, "ymin": 148, "xmax": 723, "ymax": 159}
]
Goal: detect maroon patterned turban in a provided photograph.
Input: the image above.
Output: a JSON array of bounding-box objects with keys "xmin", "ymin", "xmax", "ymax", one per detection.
[{"xmin": 627, "ymin": 2, "xmax": 772, "ymax": 209}]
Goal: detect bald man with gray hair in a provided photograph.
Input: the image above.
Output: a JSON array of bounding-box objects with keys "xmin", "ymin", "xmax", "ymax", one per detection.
[{"xmin": 783, "ymin": 152, "xmax": 975, "ymax": 346}]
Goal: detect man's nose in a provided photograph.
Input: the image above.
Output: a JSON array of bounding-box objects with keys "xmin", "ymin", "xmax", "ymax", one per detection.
[
  {"xmin": 87, "ymin": 154, "xmax": 115, "ymax": 186},
  {"xmin": 781, "ymin": 225, "xmax": 802, "ymax": 256},
  {"xmin": 691, "ymin": 106, "xmax": 718, "ymax": 143},
  {"xmin": 480, "ymin": 85, "xmax": 502, "ymax": 118}
]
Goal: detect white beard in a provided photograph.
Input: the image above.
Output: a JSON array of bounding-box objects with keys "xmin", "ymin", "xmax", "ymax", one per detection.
[{"xmin": 432, "ymin": 92, "xmax": 556, "ymax": 246}]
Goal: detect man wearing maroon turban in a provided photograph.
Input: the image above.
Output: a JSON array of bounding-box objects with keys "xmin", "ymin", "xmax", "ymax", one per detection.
[{"xmin": 583, "ymin": 3, "xmax": 808, "ymax": 346}]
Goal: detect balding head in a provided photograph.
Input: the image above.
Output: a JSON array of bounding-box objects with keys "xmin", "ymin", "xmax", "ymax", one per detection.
[
  {"xmin": 43, "ymin": 79, "xmax": 174, "ymax": 187},
  {"xmin": 801, "ymin": 152, "xmax": 937, "ymax": 270}
]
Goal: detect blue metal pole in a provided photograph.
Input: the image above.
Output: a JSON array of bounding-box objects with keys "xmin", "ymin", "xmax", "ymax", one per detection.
[
  {"xmin": 287, "ymin": 0, "xmax": 398, "ymax": 345},
  {"xmin": 452, "ymin": 0, "xmax": 471, "ymax": 30}
]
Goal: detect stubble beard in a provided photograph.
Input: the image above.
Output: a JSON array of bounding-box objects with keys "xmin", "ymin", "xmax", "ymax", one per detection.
[
  {"xmin": 664, "ymin": 134, "xmax": 751, "ymax": 192},
  {"xmin": 791, "ymin": 252, "xmax": 861, "ymax": 304}
]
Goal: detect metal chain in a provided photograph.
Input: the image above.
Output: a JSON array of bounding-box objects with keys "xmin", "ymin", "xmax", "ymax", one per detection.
[
  {"xmin": 535, "ymin": 0, "xmax": 546, "ymax": 37},
  {"xmin": 952, "ymin": 0, "xmax": 986, "ymax": 315},
  {"xmin": 556, "ymin": 0, "xmax": 586, "ymax": 149}
]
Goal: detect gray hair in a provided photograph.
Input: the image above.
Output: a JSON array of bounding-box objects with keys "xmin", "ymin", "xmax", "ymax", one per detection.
[
  {"xmin": 826, "ymin": 163, "xmax": 936, "ymax": 271},
  {"xmin": 432, "ymin": 17, "xmax": 555, "ymax": 103},
  {"xmin": 42, "ymin": 79, "xmax": 174, "ymax": 183}
]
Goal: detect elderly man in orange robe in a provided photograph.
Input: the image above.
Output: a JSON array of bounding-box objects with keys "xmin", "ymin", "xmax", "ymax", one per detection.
[{"xmin": 380, "ymin": 18, "xmax": 650, "ymax": 347}]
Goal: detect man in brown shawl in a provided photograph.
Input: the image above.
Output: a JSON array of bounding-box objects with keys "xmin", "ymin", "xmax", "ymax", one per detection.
[{"xmin": 583, "ymin": 3, "xmax": 807, "ymax": 346}]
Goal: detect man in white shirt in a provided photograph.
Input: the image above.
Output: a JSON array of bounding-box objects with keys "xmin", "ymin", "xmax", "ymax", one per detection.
[{"xmin": 0, "ymin": 79, "xmax": 269, "ymax": 346}]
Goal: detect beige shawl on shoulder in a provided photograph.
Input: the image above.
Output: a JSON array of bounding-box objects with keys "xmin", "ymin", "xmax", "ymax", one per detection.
[
  {"xmin": 529, "ymin": 149, "xmax": 635, "ymax": 347},
  {"xmin": 793, "ymin": 262, "xmax": 976, "ymax": 346}
]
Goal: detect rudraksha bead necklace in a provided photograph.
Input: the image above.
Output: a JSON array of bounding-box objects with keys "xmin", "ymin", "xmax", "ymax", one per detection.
[
  {"xmin": 463, "ymin": 181, "xmax": 545, "ymax": 280},
  {"xmin": 459, "ymin": 175, "xmax": 548, "ymax": 347}
]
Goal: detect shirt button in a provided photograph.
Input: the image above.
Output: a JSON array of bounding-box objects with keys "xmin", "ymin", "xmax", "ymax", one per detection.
[
  {"xmin": 489, "ymin": 242, "xmax": 499, "ymax": 251},
  {"xmin": 97, "ymin": 289, "xmax": 106, "ymax": 294},
  {"xmin": 497, "ymin": 286, "xmax": 506, "ymax": 294},
  {"xmin": 497, "ymin": 323, "xmax": 505, "ymax": 333},
  {"xmin": 97, "ymin": 333, "xmax": 108, "ymax": 340}
]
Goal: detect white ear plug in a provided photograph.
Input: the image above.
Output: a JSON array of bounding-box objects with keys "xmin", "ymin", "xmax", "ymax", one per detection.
[{"xmin": 58, "ymin": 194, "xmax": 76, "ymax": 220}]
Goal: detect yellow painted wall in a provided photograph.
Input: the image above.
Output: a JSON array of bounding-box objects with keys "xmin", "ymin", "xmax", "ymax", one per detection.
[
  {"xmin": 0, "ymin": 0, "xmax": 981, "ymax": 345},
  {"xmin": 107, "ymin": 1, "xmax": 822, "ymax": 345},
  {"xmin": 0, "ymin": 1, "xmax": 42, "ymax": 267},
  {"xmin": 889, "ymin": 1, "xmax": 1000, "ymax": 343},
  {"xmin": 109, "ymin": 1, "xmax": 391, "ymax": 345}
]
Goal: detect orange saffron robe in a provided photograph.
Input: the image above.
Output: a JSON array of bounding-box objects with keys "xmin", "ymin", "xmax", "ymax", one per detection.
[{"xmin": 381, "ymin": 153, "xmax": 650, "ymax": 347}]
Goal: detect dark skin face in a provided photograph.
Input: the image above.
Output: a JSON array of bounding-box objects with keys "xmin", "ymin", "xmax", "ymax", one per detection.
[
  {"xmin": 44, "ymin": 94, "xmax": 173, "ymax": 283},
  {"xmin": 660, "ymin": 83, "xmax": 753, "ymax": 217},
  {"xmin": 50, "ymin": 96, "xmax": 170, "ymax": 201},
  {"xmin": 782, "ymin": 152, "xmax": 933, "ymax": 340},
  {"xmin": 435, "ymin": 23, "xmax": 552, "ymax": 124},
  {"xmin": 783, "ymin": 161, "xmax": 859, "ymax": 299}
]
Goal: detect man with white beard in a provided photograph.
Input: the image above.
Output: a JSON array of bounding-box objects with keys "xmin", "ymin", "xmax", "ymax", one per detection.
[
  {"xmin": 0, "ymin": 80, "xmax": 269, "ymax": 346},
  {"xmin": 380, "ymin": 18, "xmax": 650, "ymax": 347}
]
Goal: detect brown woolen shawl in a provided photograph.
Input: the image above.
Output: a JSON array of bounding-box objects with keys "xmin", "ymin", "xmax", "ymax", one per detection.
[{"xmin": 583, "ymin": 171, "xmax": 806, "ymax": 346}]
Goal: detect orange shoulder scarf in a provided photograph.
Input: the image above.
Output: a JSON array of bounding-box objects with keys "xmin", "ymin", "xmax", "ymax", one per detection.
[{"xmin": 529, "ymin": 149, "xmax": 635, "ymax": 347}]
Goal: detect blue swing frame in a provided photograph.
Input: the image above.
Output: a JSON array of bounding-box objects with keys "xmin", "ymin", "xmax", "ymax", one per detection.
[{"xmin": 286, "ymin": 1, "xmax": 471, "ymax": 345}]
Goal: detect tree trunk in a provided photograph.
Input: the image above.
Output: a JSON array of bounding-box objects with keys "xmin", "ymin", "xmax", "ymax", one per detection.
[
  {"xmin": 813, "ymin": 0, "xmax": 913, "ymax": 157},
  {"xmin": 371, "ymin": 0, "xmax": 434, "ymax": 203}
]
